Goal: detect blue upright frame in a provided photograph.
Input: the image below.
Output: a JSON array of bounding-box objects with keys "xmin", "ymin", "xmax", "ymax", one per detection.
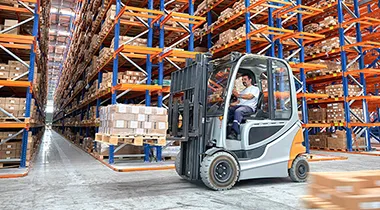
[{"xmin": 21, "ymin": 2, "xmax": 39, "ymax": 168}]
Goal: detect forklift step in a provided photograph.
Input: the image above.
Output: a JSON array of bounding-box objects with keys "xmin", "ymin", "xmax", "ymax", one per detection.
[{"xmin": 94, "ymin": 133, "xmax": 166, "ymax": 146}]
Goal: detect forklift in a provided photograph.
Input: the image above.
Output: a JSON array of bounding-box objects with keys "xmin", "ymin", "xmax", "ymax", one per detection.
[{"xmin": 168, "ymin": 52, "xmax": 309, "ymax": 191}]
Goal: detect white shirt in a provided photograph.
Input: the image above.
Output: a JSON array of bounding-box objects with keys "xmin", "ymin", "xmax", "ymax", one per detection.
[{"xmin": 237, "ymin": 85, "xmax": 260, "ymax": 111}]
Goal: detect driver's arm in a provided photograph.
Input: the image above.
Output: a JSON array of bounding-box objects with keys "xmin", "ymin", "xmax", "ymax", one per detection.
[
  {"xmin": 230, "ymin": 100, "xmax": 239, "ymax": 107},
  {"xmin": 233, "ymin": 89, "xmax": 254, "ymax": 99},
  {"xmin": 239, "ymin": 93, "xmax": 254, "ymax": 100}
]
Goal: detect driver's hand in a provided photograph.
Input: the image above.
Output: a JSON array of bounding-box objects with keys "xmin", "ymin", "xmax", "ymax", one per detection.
[{"xmin": 232, "ymin": 89, "xmax": 239, "ymax": 97}]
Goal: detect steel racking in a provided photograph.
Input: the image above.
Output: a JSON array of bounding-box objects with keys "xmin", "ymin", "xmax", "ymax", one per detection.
[
  {"xmin": 0, "ymin": 0, "xmax": 48, "ymax": 168},
  {"xmin": 52, "ymin": 0, "xmax": 380, "ymax": 166},
  {"xmin": 297, "ymin": 0, "xmax": 380, "ymax": 152},
  {"xmin": 52, "ymin": 0, "xmax": 205, "ymax": 165},
  {"xmin": 187, "ymin": 0, "xmax": 380, "ymax": 152}
]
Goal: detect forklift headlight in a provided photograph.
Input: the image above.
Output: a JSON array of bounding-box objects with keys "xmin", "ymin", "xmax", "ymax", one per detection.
[{"xmin": 219, "ymin": 116, "xmax": 223, "ymax": 121}]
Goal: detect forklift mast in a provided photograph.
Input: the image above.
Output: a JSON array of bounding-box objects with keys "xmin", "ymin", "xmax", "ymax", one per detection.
[{"xmin": 168, "ymin": 53, "xmax": 212, "ymax": 180}]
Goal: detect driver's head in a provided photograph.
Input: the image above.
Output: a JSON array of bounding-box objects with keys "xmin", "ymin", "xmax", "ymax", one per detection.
[{"xmin": 241, "ymin": 73, "xmax": 253, "ymax": 87}]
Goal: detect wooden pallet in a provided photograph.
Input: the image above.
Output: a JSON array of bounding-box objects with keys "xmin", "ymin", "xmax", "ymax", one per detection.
[
  {"xmin": 327, "ymin": 148, "xmax": 347, "ymax": 152},
  {"xmin": 326, "ymin": 70, "xmax": 341, "ymax": 75},
  {"xmin": 311, "ymin": 120, "xmax": 326, "ymax": 123},
  {"xmin": 328, "ymin": 95, "xmax": 343, "ymax": 98},
  {"xmin": 301, "ymin": 195, "xmax": 344, "ymax": 210},
  {"xmin": 327, "ymin": 120, "xmax": 345, "ymax": 123},
  {"xmin": 0, "ymin": 162, "xmax": 20, "ymax": 169},
  {"xmin": 163, "ymin": 156, "xmax": 176, "ymax": 161},
  {"xmin": 310, "ymin": 146, "xmax": 327, "ymax": 150},
  {"xmin": 0, "ymin": 117, "xmax": 25, "ymax": 122},
  {"xmin": 95, "ymin": 133, "xmax": 166, "ymax": 146}
]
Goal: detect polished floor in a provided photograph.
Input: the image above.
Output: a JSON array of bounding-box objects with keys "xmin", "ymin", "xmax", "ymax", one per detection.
[{"xmin": 0, "ymin": 130, "xmax": 379, "ymax": 210}]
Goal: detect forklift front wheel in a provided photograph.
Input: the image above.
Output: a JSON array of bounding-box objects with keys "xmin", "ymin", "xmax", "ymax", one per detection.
[
  {"xmin": 289, "ymin": 155, "xmax": 309, "ymax": 182},
  {"xmin": 200, "ymin": 151, "xmax": 239, "ymax": 191},
  {"xmin": 175, "ymin": 152, "xmax": 182, "ymax": 177}
]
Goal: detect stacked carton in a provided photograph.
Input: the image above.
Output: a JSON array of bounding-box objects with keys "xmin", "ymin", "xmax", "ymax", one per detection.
[
  {"xmin": 325, "ymin": 84, "xmax": 360, "ymax": 97},
  {"xmin": 0, "ymin": 132, "xmax": 33, "ymax": 160},
  {"xmin": 110, "ymin": 36, "xmax": 147, "ymax": 49},
  {"xmin": 99, "ymin": 104, "xmax": 168, "ymax": 136},
  {"xmin": 327, "ymin": 103, "xmax": 345, "ymax": 122},
  {"xmin": 309, "ymin": 133, "xmax": 328, "ymax": 148},
  {"xmin": 303, "ymin": 170, "xmax": 380, "ymax": 210},
  {"xmin": 4, "ymin": 19, "xmax": 19, "ymax": 35},
  {"xmin": 0, "ymin": 97, "xmax": 35, "ymax": 118},
  {"xmin": 320, "ymin": 16, "xmax": 338, "ymax": 29},
  {"xmin": 0, "ymin": 60, "xmax": 31, "ymax": 80},
  {"xmin": 97, "ymin": 47, "xmax": 113, "ymax": 67},
  {"xmin": 305, "ymin": 36, "xmax": 356, "ymax": 55},
  {"xmin": 353, "ymin": 136, "xmax": 366, "ymax": 149},
  {"xmin": 308, "ymin": 108, "xmax": 327, "ymax": 122},
  {"xmin": 350, "ymin": 108, "xmax": 364, "ymax": 123},
  {"xmin": 327, "ymin": 130, "xmax": 346, "ymax": 149},
  {"xmin": 99, "ymin": 71, "xmax": 146, "ymax": 90},
  {"xmin": 304, "ymin": 23, "xmax": 320, "ymax": 33},
  {"xmin": 0, "ymin": 132, "xmax": 23, "ymax": 157}
]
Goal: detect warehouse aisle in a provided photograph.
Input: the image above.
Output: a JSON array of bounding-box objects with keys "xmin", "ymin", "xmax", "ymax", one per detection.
[{"xmin": 0, "ymin": 130, "xmax": 379, "ymax": 210}]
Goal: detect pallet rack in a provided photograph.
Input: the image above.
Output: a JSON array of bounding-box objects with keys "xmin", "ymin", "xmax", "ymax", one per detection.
[
  {"xmin": 298, "ymin": 0, "xmax": 380, "ymax": 152},
  {"xmin": 52, "ymin": 0, "xmax": 204, "ymax": 165},
  {"xmin": 0, "ymin": 0, "xmax": 48, "ymax": 168},
  {"xmin": 188, "ymin": 0, "xmax": 380, "ymax": 152},
  {"xmin": 52, "ymin": 0, "xmax": 380, "ymax": 167}
]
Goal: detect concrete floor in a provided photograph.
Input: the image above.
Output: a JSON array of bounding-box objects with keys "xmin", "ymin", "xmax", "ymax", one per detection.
[{"xmin": 0, "ymin": 130, "xmax": 379, "ymax": 210}]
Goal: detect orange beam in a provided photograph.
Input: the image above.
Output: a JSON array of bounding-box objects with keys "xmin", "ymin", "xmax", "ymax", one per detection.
[
  {"xmin": 289, "ymin": 62, "xmax": 327, "ymax": 71},
  {"xmin": 113, "ymin": 83, "xmax": 162, "ymax": 92},
  {"xmin": 0, "ymin": 5, "xmax": 32, "ymax": 13},
  {"xmin": 0, "ymin": 122, "xmax": 27, "ymax": 128},
  {"xmin": 348, "ymin": 122, "xmax": 380, "ymax": 128},
  {"xmin": 0, "ymin": 43, "xmax": 31, "ymax": 50},
  {"xmin": 347, "ymin": 96, "xmax": 380, "ymax": 101},
  {"xmin": 0, "ymin": 80, "xmax": 31, "ymax": 87},
  {"xmin": 303, "ymin": 123, "xmax": 334, "ymax": 128},
  {"xmin": 297, "ymin": 93, "xmax": 329, "ymax": 99},
  {"xmin": 308, "ymin": 97, "xmax": 344, "ymax": 104}
]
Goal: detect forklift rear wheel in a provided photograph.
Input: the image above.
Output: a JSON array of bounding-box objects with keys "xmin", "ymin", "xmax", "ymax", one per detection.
[
  {"xmin": 289, "ymin": 155, "xmax": 309, "ymax": 182},
  {"xmin": 175, "ymin": 152, "xmax": 182, "ymax": 177},
  {"xmin": 200, "ymin": 151, "xmax": 239, "ymax": 191}
]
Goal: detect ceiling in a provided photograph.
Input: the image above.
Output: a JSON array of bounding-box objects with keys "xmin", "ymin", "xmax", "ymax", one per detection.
[{"xmin": 48, "ymin": 0, "xmax": 75, "ymax": 101}]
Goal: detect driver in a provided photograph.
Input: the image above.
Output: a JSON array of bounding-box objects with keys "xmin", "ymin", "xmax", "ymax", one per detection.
[{"xmin": 228, "ymin": 73, "xmax": 260, "ymax": 139}]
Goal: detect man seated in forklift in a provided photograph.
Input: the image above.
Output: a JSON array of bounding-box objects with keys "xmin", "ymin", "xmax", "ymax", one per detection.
[{"xmin": 228, "ymin": 73, "xmax": 260, "ymax": 139}]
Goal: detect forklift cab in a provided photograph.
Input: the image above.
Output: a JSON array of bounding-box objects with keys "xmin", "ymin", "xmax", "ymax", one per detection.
[
  {"xmin": 170, "ymin": 53, "xmax": 308, "ymax": 191},
  {"xmin": 207, "ymin": 54, "xmax": 298, "ymax": 149}
]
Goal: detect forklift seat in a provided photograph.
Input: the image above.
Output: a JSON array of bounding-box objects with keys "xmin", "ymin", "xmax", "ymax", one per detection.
[{"xmin": 242, "ymin": 92, "xmax": 268, "ymax": 120}]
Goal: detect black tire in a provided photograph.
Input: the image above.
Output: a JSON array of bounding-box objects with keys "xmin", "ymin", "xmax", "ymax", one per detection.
[
  {"xmin": 289, "ymin": 155, "xmax": 309, "ymax": 182},
  {"xmin": 175, "ymin": 152, "xmax": 182, "ymax": 177},
  {"xmin": 200, "ymin": 151, "xmax": 239, "ymax": 191}
]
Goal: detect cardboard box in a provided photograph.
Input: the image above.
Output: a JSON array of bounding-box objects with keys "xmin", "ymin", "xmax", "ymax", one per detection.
[
  {"xmin": 0, "ymin": 71, "xmax": 9, "ymax": 79},
  {"xmin": 1, "ymin": 142, "xmax": 18, "ymax": 150},
  {"xmin": 14, "ymin": 149, "xmax": 21, "ymax": 158},
  {"xmin": 18, "ymin": 104, "xmax": 26, "ymax": 110},
  {"xmin": 5, "ymin": 97, "xmax": 20, "ymax": 105},
  {"xmin": 17, "ymin": 111, "xmax": 25, "ymax": 117},
  {"xmin": 9, "ymin": 70, "xmax": 23, "ymax": 78},
  {"xmin": 309, "ymin": 134, "xmax": 328, "ymax": 148},
  {"xmin": 5, "ymin": 105, "xmax": 17, "ymax": 112},
  {"xmin": 0, "ymin": 150, "xmax": 15, "ymax": 159},
  {"xmin": 148, "ymin": 115, "xmax": 168, "ymax": 122},
  {"xmin": 0, "ymin": 63, "xmax": 9, "ymax": 71},
  {"xmin": 4, "ymin": 19, "xmax": 19, "ymax": 35},
  {"xmin": 0, "ymin": 98, "xmax": 5, "ymax": 105}
]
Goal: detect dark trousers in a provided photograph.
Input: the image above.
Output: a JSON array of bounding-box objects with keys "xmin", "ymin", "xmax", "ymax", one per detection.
[{"xmin": 228, "ymin": 105, "xmax": 253, "ymax": 134}]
